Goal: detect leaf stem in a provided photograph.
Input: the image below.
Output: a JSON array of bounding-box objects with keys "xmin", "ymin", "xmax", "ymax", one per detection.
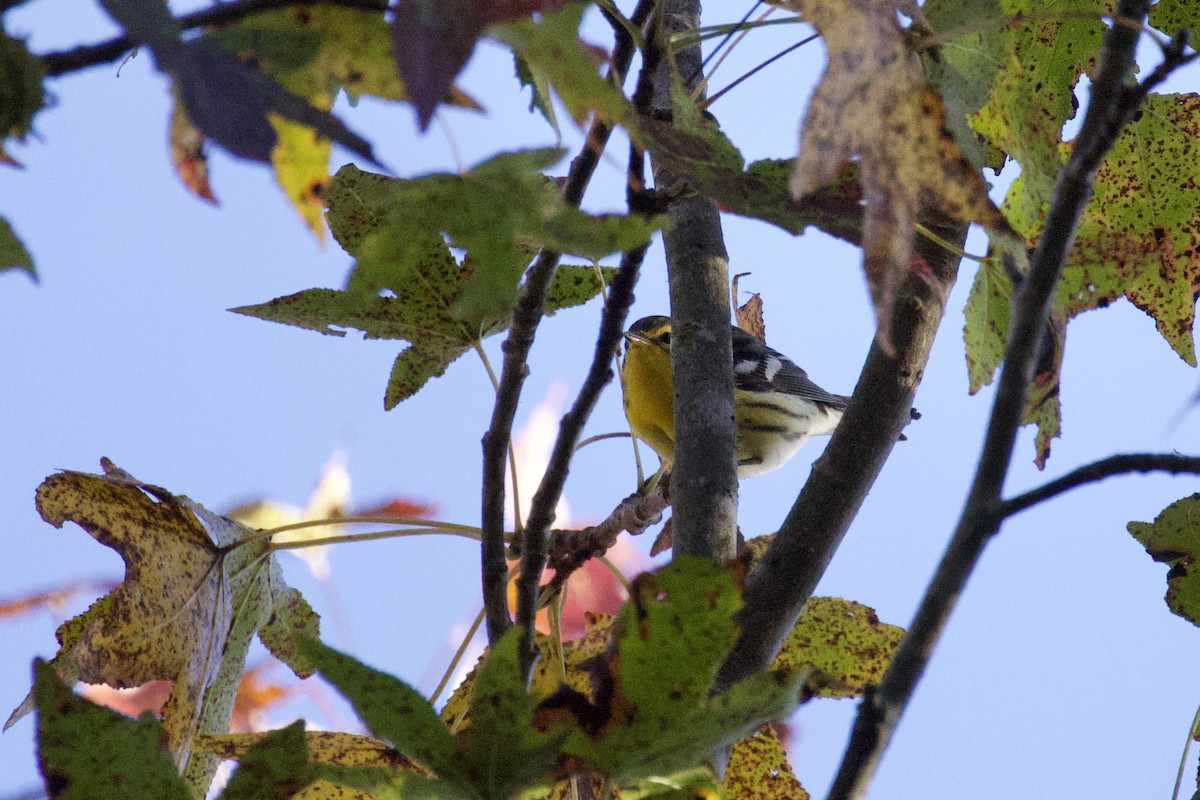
[{"xmin": 428, "ymin": 606, "xmax": 486, "ymax": 706}]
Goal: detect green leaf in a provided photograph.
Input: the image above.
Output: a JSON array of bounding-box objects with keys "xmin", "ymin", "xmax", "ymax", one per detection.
[
  {"xmin": 554, "ymin": 558, "xmax": 806, "ymax": 780},
  {"xmin": 34, "ymin": 659, "xmax": 192, "ymax": 800},
  {"xmin": 639, "ymin": 94, "xmax": 863, "ymax": 243},
  {"xmin": 219, "ymin": 720, "xmax": 316, "ymax": 800},
  {"xmin": 0, "ymin": 217, "xmax": 36, "ymax": 280},
  {"xmin": 771, "ymin": 597, "xmax": 904, "ymax": 699},
  {"xmin": 1149, "ymin": 0, "xmax": 1200, "ymax": 39},
  {"xmin": 230, "ymin": 239, "xmax": 503, "ymax": 408},
  {"xmin": 1055, "ymin": 93, "xmax": 1200, "ymax": 366},
  {"xmin": 614, "ymin": 557, "xmax": 740, "ymax": 715},
  {"xmin": 330, "ymin": 151, "xmax": 653, "ymax": 318},
  {"xmin": 972, "ymin": 0, "xmax": 1106, "ymax": 231},
  {"xmin": 0, "ymin": 32, "xmax": 47, "ymax": 149},
  {"xmin": 972, "ymin": 94, "xmax": 1200, "ymax": 466},
  {"xmin": 606, "ymin": 669, "xmax": 806, "ymax": 781},
  {"xmin": 316, "ymin": 762, "xmax": 468, "ymax": 800},
  {"xmin": 491, "ymin": 4, "xmax": 632, "ymax": 128},
  {"xmin": 209, "ymin": 6, "xmax": 479, "ymax": 237},
  {"xmin": 1129, "ymin": 494, "xmax": 1200, "ymax": 628},
  {"xmin": 460, "ymin": 628, "xmax": 562, "ymax": 797},
  {"xmin": 5, "ymin": 461, "xmax": 320, "ymax": 795},
  {"xmin": 922, "ymin": 0, "xmax": 1007, "ymax": 170},
  {"xmin": 514, "ymin": 51, "xmax": 559, "ymax": 134},
  {"xmin": 962, "ymin": 260, "xmax": 1012, "ymax": 394},
  {"xmin": 297, "ymin": 636, "xmax": 470, "ymax": 787},
  {"xmin": 546, "ymin": 265, "xmax": 615, "ymax": 313}
]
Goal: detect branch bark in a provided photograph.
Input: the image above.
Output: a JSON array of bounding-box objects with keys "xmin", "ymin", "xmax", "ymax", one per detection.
[
  {"xmin": 825, "ymin": 4, "xmax": 1171, "ymax": 797},
  {"xmin": 650, "ymin": 0, "xmax": 738, "ymax": 563},
  {"xmin": 41, "ymin": 0, "xmax": 387, "ymax": 77},
  {"xmin": 515, "ymin": 244, "xmax": 648, "ymax": 677},
  {"xmin": 999, "ymin": 453, "xmax": 1200, "ymax": 518},
  {"xmin": 479, "ymin": 0, "xmax": 658, "ymax": 645},
  {"xmin": 714, "ymin": 215, "xmax": 965, "ymax": 693}
]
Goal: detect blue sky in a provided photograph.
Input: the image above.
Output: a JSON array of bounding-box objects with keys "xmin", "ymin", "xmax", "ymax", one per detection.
[{"xmin": 3, "ymin": 3, "xmax": 1200, "ymax": 798}]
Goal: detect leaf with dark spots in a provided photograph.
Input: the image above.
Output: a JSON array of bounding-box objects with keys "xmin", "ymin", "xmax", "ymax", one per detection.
[
  {"xmin": 723, "ymin": 723, "xmax": 809, "ymax": 800},
  {"xmin": 970, "ymin": 93, "xmax": 1200, "ymax": 467},
  {"xmin": 547, "ymin": 558, "xmax": 808, "ymax": 780},
  {"xmin": 34, "ymin": 660, "xmax": 192, "ymax": 800},
  {"xmin": 1129, "ymin": 494, "xmax": 1200, "ymax": 628},
  {"xmin": 5, "ymin": 461, "xmax": 320, "ymax": 796},
  {"xmin": 771, "ymin": 597, "xmax": 904, "ymax": 699},
  {"xmin": 231, "ymin": 252, "xmax": 616, "ymax": 408},
  {"xmin": 297, "ymin": 636, "xmax": 473, "ymax": 789},
  {"xmin": 457, "ymin": 630, "xmax": 563, "ymax": 797},
  {"xmin": 168, "ymin": 83, "xmax": 217, "ymax": 203},
  {"xmin": 218, "ymin": 721, "xmax": 317, "ymax": 800}
]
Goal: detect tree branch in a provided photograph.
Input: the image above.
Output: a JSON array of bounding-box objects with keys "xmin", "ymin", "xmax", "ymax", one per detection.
[
  {"xmin": 479, "ymin": 0, "xmax": 658, "ymax": 645},
  {"xmin": 545, "ymin": 479, "xmax": 670, "ymax": 590},
  {"xmin": 999, "ymin": 453, "xmax": 1200, "ymax": 518},
  {"xmin": 41, "ymin": 0, "xmax": 387, "ymax": 77},
  {"xmin": 825, "ymin": 4, "xmax": 1169, "ymax": 797},
  {"xmin": 515, "ymin": 243, "xmax": 648, "ymax": 676},
  {"xmin": 713, "ymin": 214, "xmax": 965, "ymax": 694},
  {"xmin": 650, "ymin": 0, "xmax": 738, "ymax": 562}
]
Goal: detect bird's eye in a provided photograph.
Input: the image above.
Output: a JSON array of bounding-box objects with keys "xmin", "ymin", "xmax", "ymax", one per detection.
[{"xmin": 657, "ymin": 331, "xmax": 671, "ymax": 346}]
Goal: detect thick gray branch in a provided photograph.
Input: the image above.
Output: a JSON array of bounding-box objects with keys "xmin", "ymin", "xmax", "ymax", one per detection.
[
  {"xmin": 650, "ymin": 0, "xmax": 738, "ymax": 562},
  {"xmin": 826, "ymin": 4, "xmax": 1162, "ymax": 797}
]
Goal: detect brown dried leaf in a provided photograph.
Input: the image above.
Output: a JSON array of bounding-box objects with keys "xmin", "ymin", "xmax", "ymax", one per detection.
[
  {"xmin": 732, "ymin": 273, "xmax": 766, "ymax": 344},
  {"xmin": 169, "ymin": 86, "xmax": 217, "ymax": 203},
  {"xmin": 791, "ymin": 0, "xmax": 1015, "ymax": 347}
]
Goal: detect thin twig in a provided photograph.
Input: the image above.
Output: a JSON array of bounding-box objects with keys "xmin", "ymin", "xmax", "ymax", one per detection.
[
  {"xmin": 700, "ymin": 33, "xmax": 819, "ymax": 111},
  {"xmin": 515, "ymin": 243, "xmax": 649, "ymax": 677},
  {"xmin": 826, "ymin": 5, "xmax": 1176, "ymax": 797},
  {"xmin": 1000, "ymin": 453, "xmax": 1200, "ymax": 518},
  {"xmin": 546, "ymin": 480, "xmax": 671, "ymax": 590},
  {"xmin": 479, "ymin": 0, "xmax": 659, "ymax": 645},
  {"xmin": 41, "ymin": 0, "xmax": 387, "ymax": 77}
]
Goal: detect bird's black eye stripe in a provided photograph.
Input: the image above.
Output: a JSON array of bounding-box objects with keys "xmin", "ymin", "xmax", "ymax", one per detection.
[{"xmin": 656, "ymin": 331, "xmax": 671, "ymax": 347}]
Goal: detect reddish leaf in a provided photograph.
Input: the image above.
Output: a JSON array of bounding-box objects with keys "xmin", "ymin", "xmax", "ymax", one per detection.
[
  {"xmin": 392, "ymin": 0, "xmax": 486, "ymax": 130},
  {"xmin": 168, "ymin": 89, "xmax": 217, "ymax": 203},
  {"xmin": 355, "ymin": 498, "xmax": 437, "ymax": 519},
  {"xmin": 392, "ymin": 0, "xmax": 568, "ymax": 129}
]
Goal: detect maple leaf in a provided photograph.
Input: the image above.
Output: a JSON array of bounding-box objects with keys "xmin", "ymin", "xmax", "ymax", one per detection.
[
  {"xmin": 966, "ymin": 93, "xmax": 1200, "ymax": 466},
  {"xmin": 233, "ymin": 152, "xmax": 645, "ymax": 408},
  {"xmin": 790, "ymin": 0, "xmax": 1016, "ymax": 347},
  {"xmin": 0, "ymin": 216, "xmax": 36, "ymax": 281},
  {"xmin": 5, "ymin": 460, "xmax": 320, "ymax": 795},
  {"xmin": 391, "ymin": 0, "xmax": 568, "ymax": 129},
  {"xmin": 1129, "ymin": 494, "xmax": 1200, "ymax": 628},
  {"xmin": 207, "ymin": 6, "xmax": 480, "ymax": 237},
  {"xmin": 168, "ymin": 85, "xmax": 217, "ymax": 204}
]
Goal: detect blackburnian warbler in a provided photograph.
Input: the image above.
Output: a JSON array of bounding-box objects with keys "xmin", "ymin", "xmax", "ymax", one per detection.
[{"xmin": 620, "ymin": 315, "xmax": 847, "ymax": 478}]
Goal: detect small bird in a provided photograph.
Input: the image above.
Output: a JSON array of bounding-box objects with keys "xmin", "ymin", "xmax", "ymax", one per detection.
[{"xmin": 620, "ymin": 315, "xmax": 847, "ymax": 479}]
